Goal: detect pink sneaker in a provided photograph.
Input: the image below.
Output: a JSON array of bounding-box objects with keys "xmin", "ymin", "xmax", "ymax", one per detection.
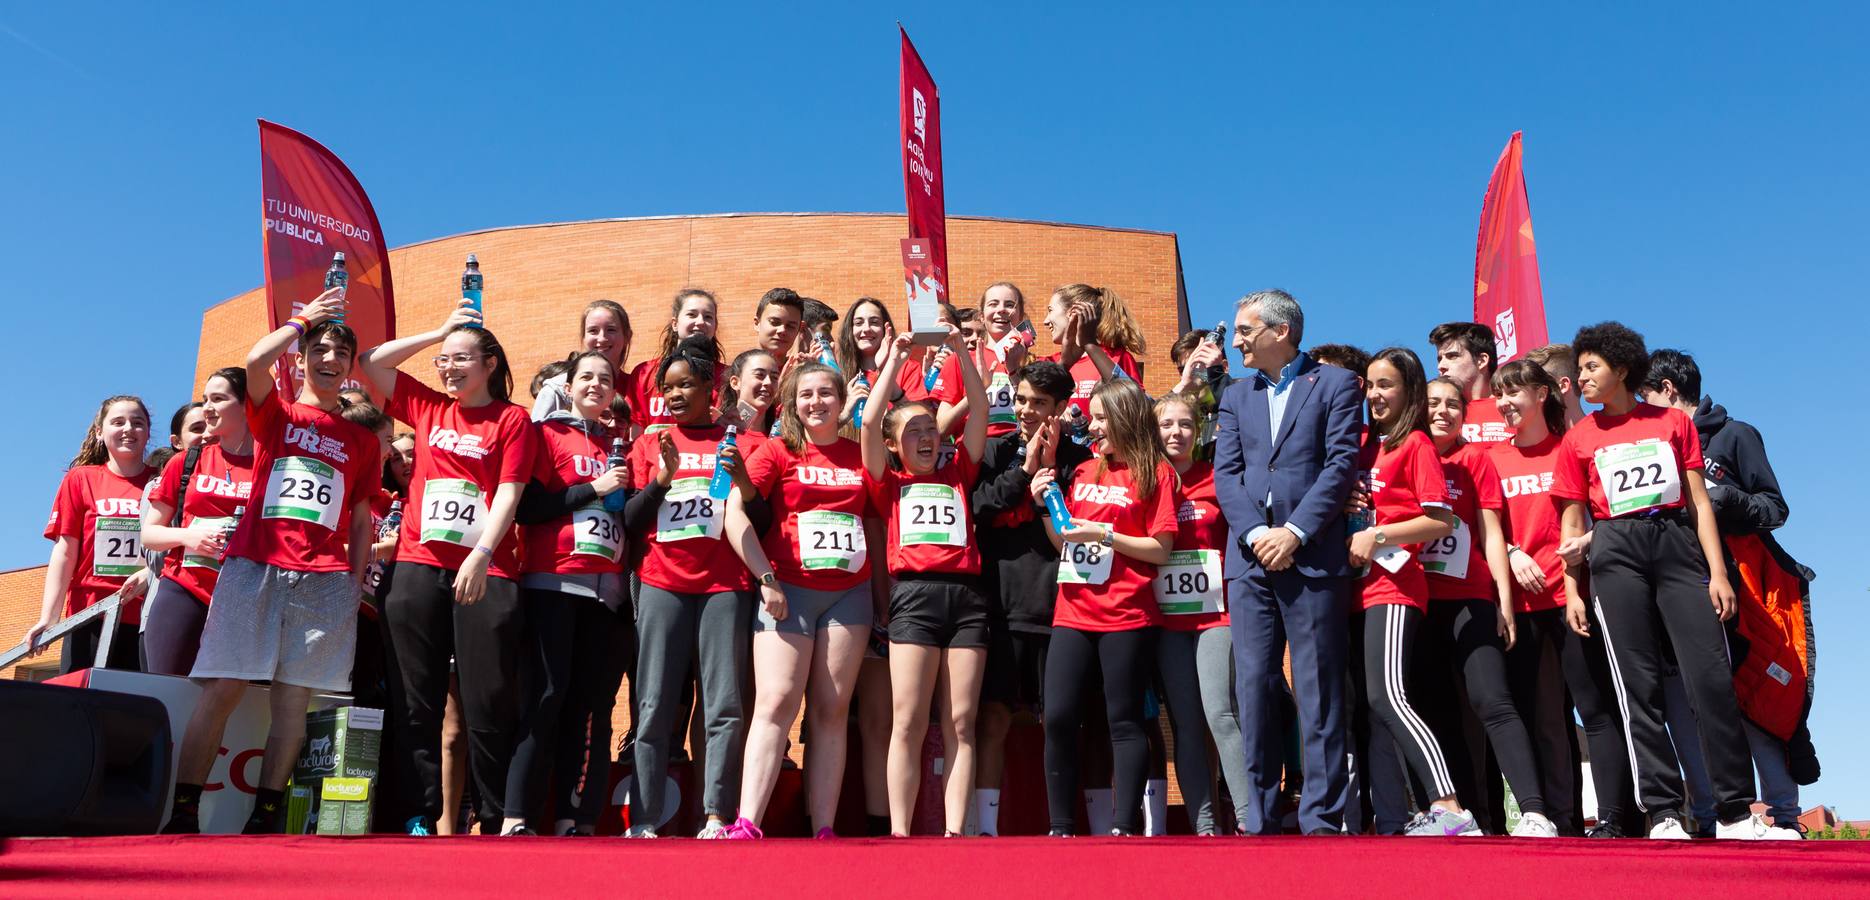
[
  {"xmin": 814, "ymin": 827, "xmax": 837, "ymax": 840},
  {"xmin": 724, "ymin": 817, "xmax": 764, "ymax": 840}
]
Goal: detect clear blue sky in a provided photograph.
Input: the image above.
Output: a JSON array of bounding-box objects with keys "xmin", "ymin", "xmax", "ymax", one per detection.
[{"xmin": 5, "ymin": 4, "xmax": 1865, "ymax": 815}]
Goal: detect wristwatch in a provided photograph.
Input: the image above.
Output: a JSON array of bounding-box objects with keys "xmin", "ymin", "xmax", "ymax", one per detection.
[
  {"xmin": 1371, "ymin": 529, "xmax": 1389, "ymax": 547},
  {"xmin": 757, "ymin": 572, "xmax": 778, "ymax": 589},
  {"xmin": 1101, "ymin": 525, "xmax": 1114, "ymax": 547}
]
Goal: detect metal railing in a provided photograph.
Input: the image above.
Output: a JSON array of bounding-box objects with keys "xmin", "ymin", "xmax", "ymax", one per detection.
[{"xmin": 0, "ymin": 588, "xmax": 126, "ymax": 672}]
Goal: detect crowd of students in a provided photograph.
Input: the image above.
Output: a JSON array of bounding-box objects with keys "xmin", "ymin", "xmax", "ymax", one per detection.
[{"xmin": 20, "ymin": 280, "xmax": 1816, "ymax": 840}]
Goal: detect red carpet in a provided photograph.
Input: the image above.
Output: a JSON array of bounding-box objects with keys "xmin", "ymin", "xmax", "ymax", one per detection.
[{"xmin": 4, "ymin": 835, "xmax": 1867, "ymax": 897}]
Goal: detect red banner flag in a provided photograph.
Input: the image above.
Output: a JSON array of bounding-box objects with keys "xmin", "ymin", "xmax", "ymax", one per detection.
[
  {"xmin": 259, "ymin": 119, "xmax": 395, "ymax": 397},
  {"xmin": 900, "ymin": 26, "xmax": 948, "ymax": 314},
  {"xmin": 1473, "ymin": 131, "xmax": 1546, "ymax": 362}
]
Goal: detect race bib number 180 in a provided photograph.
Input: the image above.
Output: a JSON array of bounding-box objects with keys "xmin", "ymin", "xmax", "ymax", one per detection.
[{"xmin": 1153, "ymin": 548, "xmax": 1222, "ymax": 615}]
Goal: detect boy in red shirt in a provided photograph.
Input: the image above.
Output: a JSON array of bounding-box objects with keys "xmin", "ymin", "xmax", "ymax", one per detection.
[
  {"xmin": 1430, "ymin": 321, "xmax": 1512, "ymax": 444},
  {"xmin": 165, "ymin": 288, "xmax": 381, "ymax": 835}
]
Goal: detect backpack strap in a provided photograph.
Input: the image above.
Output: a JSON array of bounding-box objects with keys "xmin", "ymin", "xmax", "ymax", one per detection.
[{"xmin": 170, "ymin": 444, "xmax": 204, "ymax": 528}]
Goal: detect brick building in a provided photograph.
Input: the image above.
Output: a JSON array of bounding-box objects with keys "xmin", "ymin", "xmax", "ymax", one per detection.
[{"xmin": 8, "ymin": 212, "xmax": 1191, "ymax": 771}]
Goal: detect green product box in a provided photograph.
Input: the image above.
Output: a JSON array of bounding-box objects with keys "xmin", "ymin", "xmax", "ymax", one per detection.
[{"xmin": 286, "ymin": 706, "xmax": 383, "ymax": 835}]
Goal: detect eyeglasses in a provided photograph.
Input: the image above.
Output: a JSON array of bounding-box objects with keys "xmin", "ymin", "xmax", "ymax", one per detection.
[
  {"xmin": 432, "ymin": 353, "xmax": 487, "ymax": 369},
  {"xmin": 1236, "ymin": 324, "xmax": 1272, "ymax": 342}
]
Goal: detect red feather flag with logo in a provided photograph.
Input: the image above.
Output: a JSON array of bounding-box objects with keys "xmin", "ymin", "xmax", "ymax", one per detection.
[
  {"xmin": 258, "ymin": 120, "xmax": 395, "ymax": 399},
  {"xmin": 1473, "ymin": 132, "xmax": 1546, "ymax": 362},
  {"xmin": 900, "ymin": 26, "xmax": 948, "ymax": 308}
]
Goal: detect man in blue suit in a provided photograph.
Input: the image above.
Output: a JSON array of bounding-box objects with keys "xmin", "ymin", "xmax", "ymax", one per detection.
[{"xmin": 1213, "ymin": 289, "xmax": 1364, "ymax": 834}]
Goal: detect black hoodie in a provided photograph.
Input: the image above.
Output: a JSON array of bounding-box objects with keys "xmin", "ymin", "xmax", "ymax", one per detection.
[{"xmin": 1691, "ymin": 395, "xmax": 1789, "ymax": 536}]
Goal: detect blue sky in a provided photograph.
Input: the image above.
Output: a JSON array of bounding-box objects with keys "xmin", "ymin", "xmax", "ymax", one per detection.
[{"xmin": 5, "ymin": 4, "xmax": 1866, "ymax": 815}]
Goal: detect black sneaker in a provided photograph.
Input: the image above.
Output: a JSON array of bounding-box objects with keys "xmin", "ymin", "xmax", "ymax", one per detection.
[
  {"xmin": 1046, "ymin": 828, "xmax": 1074, "ymax": 838},
  {"xmin": 503, "ymin": 824, "xmax": 539, "ymax": 836},
  {"xmin": 160, "ymin": 812, "xmax": 201, "ymax": 835},
  {"xmin": 241, "ymin": 810, "xmax": 282, "ymax": 835},
  {"xmin": 1585, "ymin": 822, "xmax": 1624, "ymax": 838}
]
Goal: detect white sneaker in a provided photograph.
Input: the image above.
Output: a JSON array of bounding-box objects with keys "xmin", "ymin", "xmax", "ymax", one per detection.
[
  {"xmin": 624, "ymin": 824, "xmax": 660, "ymax": 838},
  {"xmin": 696, "ymin": 820, "xmax": 728, "ymax": 839},
  {"xmin": 1648, "ymin": 817, "xmax": 1691, "ymax": 840},
  {"xmin": 1511, "ymin": 812, "xmax": 1559, "ymax": 837},
  {"xmin": 1715, "ymin": 813, "xmax": 1802, "ymax": 841}
]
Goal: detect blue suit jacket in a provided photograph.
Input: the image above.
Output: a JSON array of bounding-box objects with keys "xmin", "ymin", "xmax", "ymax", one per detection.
[{"xmin": 1212, "ymin": 353, "xmax": 1365, "ymax": 580}]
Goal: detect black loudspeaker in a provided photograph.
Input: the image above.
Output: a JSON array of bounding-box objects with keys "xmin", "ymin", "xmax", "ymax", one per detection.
[{"xmin": 0, "ymin": 678, "xmax": 172, "ymax": 836}]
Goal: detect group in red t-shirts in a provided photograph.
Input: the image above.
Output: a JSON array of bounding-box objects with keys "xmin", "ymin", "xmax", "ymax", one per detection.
[{"xmin": 19, "ymin": 255, "xmax": 1799, "ymax": 847}]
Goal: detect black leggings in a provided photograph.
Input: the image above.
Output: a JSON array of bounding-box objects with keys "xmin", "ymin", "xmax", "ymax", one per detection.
[
  {"xmin": 382, "ymin": 562, "xmax": 524, "ymax": 828},
  {"xmin": 507, "ymin": 590, "xmax": 633, "ymax": 828},
  {"xmin": 1352, "ymin": 605, "xmax": 1456, "ymax": 801},
  {"xmin": 1043, "ymin": 626, "xmax": 1156, "ymax": 834},
  {"xmin": 1508, "ymin": 605, "xmax": 1635, "ymax": 832},
  {"xmin": 1415, "ymin": 599, "xmax": 1547, "ymax": 816},
  {"xmin": 140, "ymin": 577, "xmax": 208, "ymax": 676}
]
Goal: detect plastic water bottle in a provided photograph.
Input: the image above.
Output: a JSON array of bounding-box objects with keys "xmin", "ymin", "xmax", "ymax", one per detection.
[
  {"xmin": 852, "ymin": 372, "xmax": 870, "ymax": 429},
  {"xmin": 461, "ymin": 254, "xmax": 484, "ymax": 327},
  {"xmin": 923, "ymin": 345, "xmax": 950, "ymax": 392},
  {"xmin": 1040, "ymin": 482, "xmax": 1073, "ymax": 533},
  {"xmin": 815, "ymin": 334, "xmax": 840, "ymax": 371},
  {"xmin": 218, "ymin": 505, "xmax": 245, "ymax": 560},
  {"xmin": 603, "ymin": 437, "xmax": 628, "ymax": 513},
  {"xmin": 382, "ymin": 499, "xmax": 403, "ymax": 537},
  {"xmin": 324, "ymin": 252, "xmax": 348, "ymax": 323},
  {"xmin": 1204, "ymin": 320, "xmax": 1228, "ymax": 386},
  {"xmin": 710, "ymin": 426, "xmax": 738, "ymax": 500}
]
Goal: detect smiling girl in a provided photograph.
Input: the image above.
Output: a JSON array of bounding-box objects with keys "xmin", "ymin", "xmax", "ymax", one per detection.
[
  {"xmin": 633, "ymin": 289, "xmax": 727, "ymax": 434},
  {"xmin": 532, "ymin": 299, "xmax": 634, "ymax": 423},
  {"xmin": 25, "ymin": 395, "xmax": 153, "ymax": 673},
  {"xmin": 359, "ymin": 300, "xmax": 540, "ymax": 836}
]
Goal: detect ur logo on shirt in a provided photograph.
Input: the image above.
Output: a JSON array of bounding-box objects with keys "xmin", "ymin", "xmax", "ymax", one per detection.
[
  {"xmin": 96, "ymin": 497, "xmax": 141, "ymax": 517},
  {"xmin": 798, "ymin": 466, "xmax": 862, "ymax": 487},
  {"xmin": 428, "ymin": 427, "xmax": 490, "ymax": 460},
  {"xmin": 1501, "ymin": 473, "xmax": 1554, "ymax": 498},
  {"xmin": 1462, "ymin": 422, "xmax": 1512, "ymax": 443},
  {"xmin": 285, "ymin": 423, "xmax": 352, "ymax": 464},
  {"xmin": 1073, "ymin": 483, "xmax": 1132, "ymax": 507},
  {"xmin": 193, "ymin": 472, "xmax": 252, "ymax": 499},
  {"xmin": 571, "ymin": 454, "xmax": 610, "ymax": 478}
]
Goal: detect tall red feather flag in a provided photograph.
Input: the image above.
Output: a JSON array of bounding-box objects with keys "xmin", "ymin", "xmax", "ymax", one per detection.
[
  {"xmin": 1473, "ymin": 132, "xmax": 1546, "ymax": 362},
  {"xmin": 900, "ymin": 26, "xmax": 948, "ymax": 309},
  {"xmin": 258, "ymin": 120, "xmax": 395, "ymax": 399}
]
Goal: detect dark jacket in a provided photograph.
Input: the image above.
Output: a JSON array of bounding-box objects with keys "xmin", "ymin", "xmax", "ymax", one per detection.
[
  {"xmin": 1693, "ymin": 395, "xmax": 1789, "ymax": 536},
  {"xmin": 973, "ymin": 430, "xmax": 1092, "ymax": 633}
]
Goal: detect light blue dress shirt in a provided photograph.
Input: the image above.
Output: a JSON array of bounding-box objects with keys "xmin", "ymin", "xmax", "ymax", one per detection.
[{"xmin": 1245, "ymin": 353, "xmax": 1311, "ymax": 546}]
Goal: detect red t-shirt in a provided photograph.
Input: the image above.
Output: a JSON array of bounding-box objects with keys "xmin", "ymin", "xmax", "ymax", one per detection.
[
  {"xmin": 1425, "ymin": 441, "xmax": 1502, "ymax": 603},
  {"xmin": 865, "ymin": 448, "xmax": 980, "ymax": 577},
  {"xmin": 1355, "ymin": 430, "xmax": 1449, "ymax": 611},
  {"xmin": 227, "ymin": 391, "xmax": 382, "ymax": 574},
  {"xmin": 630, "ymin": 358, "xmax": 726, "ymax": 433},
  {"xmin": 1159, "ymin": 462, "xmax": 1229, "ymax": 632},
  {"xmin": 45, "ymin": 464, "xmax": 153, "ymax": 622},
  {"xmin": 152, "ymin": 443, "xmax": 256, "ymax": 605},
  {"xmin": 1551, "ymin": 404, "xmax": 1702, "ymax": 521},
  {"xmin": 1052, "ymin": 458, "xmax": 1179, "ymax": 632},
  {"xmin": 744, "ymin": 437, "xmax": 874, "ymax": 591},
  {"xmin": 1491, "ymin": 435, "xmax": 1567, "ymax": 613},
  {"xmin": 628, "ymin": 423, "xmax": 765, "ymax": 594},
  {"xmin": 387, "ymin": 372, "xmax": 538, "ymax": 580},
  {"xmin": 523, "ymin": 419, "xmax": 628, "ymax": 577},
  {"xmin": 1047, "ymin": 346, "xmax": 1141, "ymax": 417},
  {"xmin": 1461, "ymin": 397, "xmax": 1515, "ymax": 445}
]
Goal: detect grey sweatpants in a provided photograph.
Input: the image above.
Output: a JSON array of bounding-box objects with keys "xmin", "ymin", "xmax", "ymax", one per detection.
[
  {"xmin": 1157, "ymin": 626, "xmax": 1253, "ymax": 833},
  {"xmin": 631, "ymin": 584, "xmax": 752, "ymax": 821}
]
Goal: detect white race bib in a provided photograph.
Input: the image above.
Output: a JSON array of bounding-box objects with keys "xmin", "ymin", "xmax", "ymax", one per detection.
[
  {"xmin": 181, "ymin": 515, "xmax": 236, "ymax": 571},
  {"xmin": 986, "ymin": 370, "xmax": 1016, "ymax": 427},
  {"xmin": 261, "ymin": 456, "xmax": 344, "ymax": 530},
  {"xmin": 419, "ymin": 478, "xmax": 488, "ymax": 548},
  {"xmin": 898, "ymin": 483, "xmax": 966, "ymax": 547},
  {"xmin": 1154, "ymin": 548, "xmax": 1223, "ymax": 615},
  {"xmin": 1419, "ymin": 517, "xmax": 1471, "ymax": 581},
  {"xmin": 572, "ymin": 503, "xmax": 625, "ymax": 561},
  {"xmin": 797, "ymin": 510, "xmax": 865, "ymax": 572},
  {"xmin": 1057, "ymin": 522, "xmax": 1114, "ymax": 585},
  {"xmin": 656, "ymin": 478, "xmax": 723, "ymax": 543},
  {"xmin": 1594, "ymin": 441, "xmax": 1682, "ymax": 517},
  {"xmin": 93, "ymin": 515, "xmax": 143, "ymax": 577}
]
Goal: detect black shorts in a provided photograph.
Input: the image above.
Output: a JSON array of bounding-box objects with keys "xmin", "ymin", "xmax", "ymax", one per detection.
[
  {"xmin": 888, "ymin": 575, "xmax": 990, "ymax": 649},
  {"xmin": 983, "ymin": 626, "xmax": 1049, "ymax": 710}
]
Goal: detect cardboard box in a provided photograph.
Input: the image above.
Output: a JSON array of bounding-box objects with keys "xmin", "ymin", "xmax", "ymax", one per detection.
[{"xmin": 287, "ymin": 707, "xmax": 383, "ymax": 835}]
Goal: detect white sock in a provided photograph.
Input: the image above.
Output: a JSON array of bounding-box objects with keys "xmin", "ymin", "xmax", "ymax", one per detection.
[
  {"xmin": 1084, "ymin": 788, "xmax": 1114, "ymax": 835},
  {"xmin": 1143, "ymin": 779, "xmax": 1169, "ymax": 836},
  {"xmin": 975, "ymin": 789, "xmax": 1001, "ymax": 836}
]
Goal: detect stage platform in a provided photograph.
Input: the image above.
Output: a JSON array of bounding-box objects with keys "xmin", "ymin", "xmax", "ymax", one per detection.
[{"xmin": 4, "ymin": 835, "xmax": 1866, "ymax": 897}]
